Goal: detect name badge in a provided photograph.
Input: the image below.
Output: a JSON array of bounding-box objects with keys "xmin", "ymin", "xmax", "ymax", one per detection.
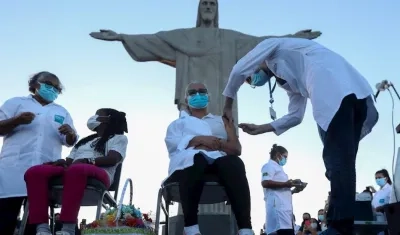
[
  {"xmin": 54, "ymin": 115, "xmax": 65, "ymax": 124},
  {"xmin": 379, "ymin": 198, "xmax": 385, "ymax": 204}
]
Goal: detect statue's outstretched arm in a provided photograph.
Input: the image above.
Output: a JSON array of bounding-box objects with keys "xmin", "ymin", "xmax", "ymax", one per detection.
[{"xmin": 90, "ymin": 29, "xmax": 176, "ymax": 62}]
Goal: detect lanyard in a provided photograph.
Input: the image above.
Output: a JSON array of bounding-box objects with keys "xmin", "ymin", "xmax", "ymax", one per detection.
[{"xmin": 268, "ymin": 79, "xmax": 277, "ymax": 120}]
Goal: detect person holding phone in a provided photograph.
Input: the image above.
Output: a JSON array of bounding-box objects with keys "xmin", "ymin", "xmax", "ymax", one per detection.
[
  {"xmin": 0, "ymin": 71, "xmax": 77, "ymax": 235},
  {"xmin": 261, "ymin": 144, "xmax": 305, "ymax": 235}
]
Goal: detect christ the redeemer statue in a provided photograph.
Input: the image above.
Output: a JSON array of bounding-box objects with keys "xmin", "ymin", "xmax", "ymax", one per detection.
[{"xmin": 90, "ymin": 0, "xmax": 321, "ymax": 124}]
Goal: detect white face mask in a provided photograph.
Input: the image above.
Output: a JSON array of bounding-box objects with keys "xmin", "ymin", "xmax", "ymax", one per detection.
[
  {"xmin": 87, "ymin": 115, "xmax": 101, "ymax": 131},
  {"xmin": 311, "ymin": 223, "xmax": 317, "ymax": 229}
]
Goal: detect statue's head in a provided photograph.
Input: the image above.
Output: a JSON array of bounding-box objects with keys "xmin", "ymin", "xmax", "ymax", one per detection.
[
  {"xmin": 185, "ymin": 81, "xmax": 210, "ymax": 110},
  {"xmin": 196, "ymin": 0, "xmax": 219, "ymax": 28}
]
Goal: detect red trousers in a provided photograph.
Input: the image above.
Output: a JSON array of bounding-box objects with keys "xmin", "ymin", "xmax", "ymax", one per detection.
[{"xmin": 24, "ymin": 163, "xmax": 110, "ymax": 224}]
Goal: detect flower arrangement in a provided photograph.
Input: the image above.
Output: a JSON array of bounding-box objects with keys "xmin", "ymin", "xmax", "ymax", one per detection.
[{"xmin": 83, "ymin": 205, "xmax": 155, "ymax": 235}]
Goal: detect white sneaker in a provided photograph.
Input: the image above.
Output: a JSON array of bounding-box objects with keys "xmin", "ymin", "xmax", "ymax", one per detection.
[{"xmin": 36, "ymin": 232, "xmax": 52, "ymax": 235}]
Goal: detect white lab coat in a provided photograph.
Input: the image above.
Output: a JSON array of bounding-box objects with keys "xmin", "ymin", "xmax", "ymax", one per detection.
[
  {"xmin": 164, "ymin": 111, "xmax": 227, "ymax": 177},
  {"xmin": 223, "ymin": 38, "xmax": 378, "ymax": 138},
  {"xmin": 0, "ymin": 96, "xmax": 77, "ymax": 198},
  {"xmin": 372, "ymin": 183, "xmax": 392, "ymax": 222},
  {"xmin": 262, "ymin": 159, "xmax": 293, "ymax": 234}
]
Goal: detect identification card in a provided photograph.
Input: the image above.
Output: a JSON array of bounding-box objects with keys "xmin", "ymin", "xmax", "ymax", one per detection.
[{"xmin": 54, "ymin": 115, "xmax": 65, "ymax": 124}]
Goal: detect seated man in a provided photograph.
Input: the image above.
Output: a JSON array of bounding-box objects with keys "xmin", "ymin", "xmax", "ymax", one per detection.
[{"xmin": 164, "ymin": 81, "xmax": 253, "ymax": 235}]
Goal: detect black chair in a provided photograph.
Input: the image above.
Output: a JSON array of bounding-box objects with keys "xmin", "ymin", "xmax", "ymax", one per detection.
[
  {"xmin": 154, "ymin": 173, "xmax": 237, "ymax": 235},
  {"xmin": 19, "ymin": 164, "xmax": 123, "ymax": 235}
]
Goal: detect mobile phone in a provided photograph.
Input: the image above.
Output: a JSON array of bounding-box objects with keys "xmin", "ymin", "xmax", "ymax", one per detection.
[{"xmin": 304, "ymin": 219, "xmax": 311, "ymax": 227}]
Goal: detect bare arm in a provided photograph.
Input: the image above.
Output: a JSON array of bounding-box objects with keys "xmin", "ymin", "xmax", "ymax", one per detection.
[
  {"xmin": 218, "ymin": 117, "xmax": 241, "ymax": 156},
  {"xmin": 262, "ymin": 180, "xmax": 291, "ymax": 189},
  {"xmin": 0, "ymin": 117, "xmax": 20, "ymax": 135}
]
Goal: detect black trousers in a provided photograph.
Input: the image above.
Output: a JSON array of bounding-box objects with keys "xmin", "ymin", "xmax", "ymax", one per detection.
[
  {"xmin": 320, "ymin": 94, "xmax": 367, "ymax": 234},
  {"xmin": 275, "ymin": 229, "xmax": 294, "ymax": 235},
  {"xmin": 0, "ymin": 197, "xmax": 36, "ymax": 235},
  {"xmin": 167, "ymin": 153, "xmax": 252, "ymax": 229}
]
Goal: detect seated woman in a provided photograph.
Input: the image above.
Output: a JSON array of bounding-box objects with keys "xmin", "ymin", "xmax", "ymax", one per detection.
[
  {"xmin": 165, "ymin": 82, "xmax": 253, "ymax": 235},
  {"xmin": 24, "ymin": 108, "xmax": 128, "ymax": 235}
]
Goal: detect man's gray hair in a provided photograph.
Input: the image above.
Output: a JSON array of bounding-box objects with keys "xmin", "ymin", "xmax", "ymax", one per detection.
[{"xmin": 184, "ymin": 81, "xmax": 209, "ymax": 98}]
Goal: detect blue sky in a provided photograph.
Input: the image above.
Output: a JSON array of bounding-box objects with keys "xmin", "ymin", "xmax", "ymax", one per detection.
[{"xmin": 1, "ymin": 0, "xmax": 399, "ymax": 231}]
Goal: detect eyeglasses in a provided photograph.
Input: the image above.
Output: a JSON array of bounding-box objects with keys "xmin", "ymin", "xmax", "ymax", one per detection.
[{"xmin": 187, "ymin": 88, "xmax": 208, "ymax": 96}]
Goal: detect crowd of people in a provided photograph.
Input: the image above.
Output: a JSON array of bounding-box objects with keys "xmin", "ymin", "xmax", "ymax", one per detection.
[{"xmin": 0, "ymin": 35, "xmax": 391, "ymax": 235}]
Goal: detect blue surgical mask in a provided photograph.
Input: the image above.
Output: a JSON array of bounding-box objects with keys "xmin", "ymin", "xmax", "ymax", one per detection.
[
  {"xmin": 37, "ymin": 83, "xmax": 58, "ymax": 102},
  {"xmin": 188, "ymin": 93, "xmax": 209, "ymax": 109},
  {"xmin": 318, "ymin": 215, "xmax": 325, "ymax": 221},
  {"xmin": 376, "ymin": 178, "xmax": 386, "ymax": 187},
  {"xmin": 251, "ymin": 70, "xmax": 271, "ymax": 87},
  {"xmin": 278, "ymin": 156, "xmax": 287, "ymax": 166}
]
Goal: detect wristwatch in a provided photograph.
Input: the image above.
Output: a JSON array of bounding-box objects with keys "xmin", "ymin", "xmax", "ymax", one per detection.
[{"xmin": 87, "ymin": 158, "xmax": 96, "ymax": 165}]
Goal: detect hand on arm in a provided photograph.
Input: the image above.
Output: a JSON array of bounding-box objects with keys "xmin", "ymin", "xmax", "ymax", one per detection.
[
  {"xmin": 188, "ymin": 136, "xmax": 221, "ymax": 150},
  {"xmin": 217, "ymin": 116, "xmax": 241, "ymax": 155}
]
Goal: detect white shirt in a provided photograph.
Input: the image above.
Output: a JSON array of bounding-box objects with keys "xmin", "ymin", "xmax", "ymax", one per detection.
[
  {"xmin": 67, "ymin": 134, "xmax": 128, "ymax": 183},
  {"xmin": 0, "ymin": 96, "xmax": 77, "ymax": 198},
  {"xmin": 223, "ymin": 38, "xmax": 378, "ymax": 138},
  {"xmin": 261, "ymin": 159, "xmax": 293, "ymax": 234},
  {"xmin": 165, "ymin": 111, "xmax": 228, "ymax": 177},
  {"xmin": 372, "ymin": 183, "xmax": 393, "ymax": 221}
]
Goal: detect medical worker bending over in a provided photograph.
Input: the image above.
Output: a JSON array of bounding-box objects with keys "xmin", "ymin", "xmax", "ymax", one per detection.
[
  {"xmin": 262, "ymin": 144, "xmax": 304, "ymax": 235},
  {"xmin": 165, "ymin": 81, "xmax": 253, "ymax": 235},
  {"xmin": 222, "ymin": 38, "xmax": 379, "ymax": 235},
  {"xmin": 24, "ymin": 108, "xmax": 128, "ymax": 235},
  {"xmin": 0, "ymin": 71, "xmax": 77, "ymax": 235}
]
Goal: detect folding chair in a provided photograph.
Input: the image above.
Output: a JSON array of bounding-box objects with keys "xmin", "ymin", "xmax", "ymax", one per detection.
[
  {"xmin": 19, "ymin": 164, "xmax": 123, "ymax": 235},
  {"xmin": 154, "ymin": 173, "xmax": 237, "ymax": 235}
]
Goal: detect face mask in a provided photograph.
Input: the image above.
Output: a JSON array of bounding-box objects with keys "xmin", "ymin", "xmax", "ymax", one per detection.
[
  {"xmin": 250, "ymin": 70, "xmax": 271, "ymax": 87},
  {"xmin": 278, "ymin": 156, "xmax": 287, "ymax": 166},
  {"xmin": 87, "ymin": 115, "xmax": 101, "ymax": 131},
  {"xmin": 318, "ymin": 215, "xmax": 324, "ymax": 221},
  {"xmin": 188, "ymin": 93, "xmax": 209, "ymax": 109},
  {"xmin": 376, "ymin": 178, "xmax": 386, "ymax": 187},
  {"xmin": 311, "ymin": 223, "xmax": 317, "ymax": 229},
  {"xmin": 37, "ymin": 83, "xmax": 58, "ymax": 102}
]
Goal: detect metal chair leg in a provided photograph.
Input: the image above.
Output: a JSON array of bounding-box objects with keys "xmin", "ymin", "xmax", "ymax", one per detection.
[
  {"xmin": 19, "ymin": 200, "xmax": 29, "ymax": 235},
  {"xmin": 50, "ymin": 206, "xmax": 55, "ymax": 234},
  {"xmin": 165, "ymin": 202, "xmax": 170, "ymax": 235},
  {"xmin": 96, "ymin": 191, "xmax": 107, "ymax": 220},
  {"xmin": 154, "ymin": 188, "xmax": 163, "ymax": 235},
  {"xmin": 230, "ymin": 209, "xmax": 237, "ymax": 235}
]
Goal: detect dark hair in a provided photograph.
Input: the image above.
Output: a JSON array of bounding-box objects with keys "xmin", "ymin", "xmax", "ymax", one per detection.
[
  {"xmin": 375, "ymin": 169, "xmax": 392, "ymax": 185},
  {"xmin": 28, "ymin": 71, "xmax": 63, "ymax": 94},
  {"xmin": 74, "ymin": 109, "xmax": 128, "ymax": 154},
  {"xmin": 269, "ymin": 144, "xmax": 287, "ymax": 159}
]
